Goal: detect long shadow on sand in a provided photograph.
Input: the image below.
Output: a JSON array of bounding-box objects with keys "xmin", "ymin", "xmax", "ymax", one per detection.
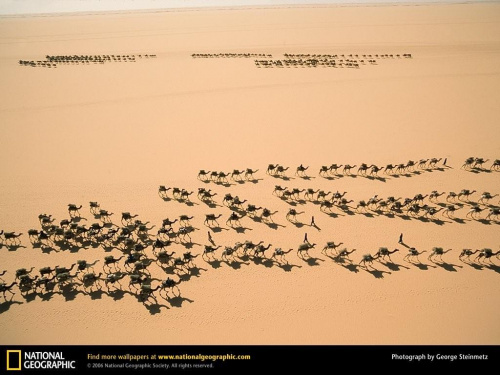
[{"xmin": 0, "ymin": 298, "xmax": 23, "ymax": 314}]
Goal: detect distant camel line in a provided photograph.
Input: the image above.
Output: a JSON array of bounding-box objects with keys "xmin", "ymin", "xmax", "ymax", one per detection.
[
  {"xmin": 18, "ymin": 54, "xmax": 157, "ymax": 68},
  {"xmin": 274, "ymin": 186, "xmax": 500, "ymax": 224},
  {"xmin": 191, "ymin": 53, "xmax": 272, "ymax": 58}
]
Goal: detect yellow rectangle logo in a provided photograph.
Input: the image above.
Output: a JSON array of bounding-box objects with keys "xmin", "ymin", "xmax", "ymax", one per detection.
[{"xmin": 6, "ymin": 350, "xmax": 21, "ymax": 371}]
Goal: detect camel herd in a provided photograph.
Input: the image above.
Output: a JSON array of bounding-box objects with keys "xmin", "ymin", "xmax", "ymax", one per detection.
[
  {"xmin": 18, "ymin": 54, "xmax": 157, "ymax": 68},
  {"xmin": 0, "ymin": 157, "xmax": 498, "ymax": 311},
  {"xmin": 192, "ymin": 53, "xmax": 272, "ymax": 58}
]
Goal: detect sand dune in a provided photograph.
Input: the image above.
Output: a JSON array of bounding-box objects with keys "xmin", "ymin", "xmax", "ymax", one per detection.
[{"xmin": 0, "ymin": 3, "xmax": 499, "ymax": 345}]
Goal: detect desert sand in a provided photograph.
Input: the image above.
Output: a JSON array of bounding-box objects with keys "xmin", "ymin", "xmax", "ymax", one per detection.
[{"xmin": 0, "ymin": 3, "xmax": 499, "ymax": 345}]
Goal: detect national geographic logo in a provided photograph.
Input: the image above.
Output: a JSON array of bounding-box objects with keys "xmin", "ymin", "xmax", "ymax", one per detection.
[
  {"xmin": 6, "ymin": 350, "xmax": 21, "ymax": 371},
  {"xmin": 6, "ymin": 350, "xmax": 76, "ymax": 371}
]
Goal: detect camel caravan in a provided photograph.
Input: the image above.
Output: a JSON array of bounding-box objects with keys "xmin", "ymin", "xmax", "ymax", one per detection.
[
  {"xmin": 192, "ymin": 53, "xmax": 272, "ymax": 58},
  {"xmin": 18, "ymin": 54, "xmax": 157, "ymax": 68},
  {"xmin": 1, "ymin": 156, "xmax": 498, "ymax": 310}
]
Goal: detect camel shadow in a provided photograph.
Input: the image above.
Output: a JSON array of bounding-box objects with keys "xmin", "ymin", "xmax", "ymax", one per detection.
[
  {"xmin": 299, "ymin": 176, "xmax": 315, "ymax": 180},
  {"xmin": 252, "ymin": 257, "xmax": 274, "ymax": 268},
  {"xmin": 281, "ymin": 199, "xmax": 297, "ymax": 207},
  {"xmin": 233, "ymin": 226, "xmax": 252, "ymax": 234},
  {"xmin": 485, "ymin": 263, "xmax": 500, "ymax": 274},
  {"xmin": 202, "ymin": 202, "xmax": 221, "ymax": 208},
  {"xmin": 180, "ymin": 242, "xmax": 201, "ymax": 249},
  {"xmin": 204, "ymin": 259, "xmax": 222, "ymax": 269},
  {"xmin": 87, "ymin": 290, "xmax": 105, "ymax": 300},
  {"xmin": 452, "ymin": 218, "xmax": 467, "ymax": 224},
  {"xmin": 363, "ymin": 267, "xmax": 391, "ymax": 279},
  {"xmin": 430, "ymin": 219, "xmax": 446, "ymax": 226},
  {"xmin": 299, "ymin": 256, "xmax": 324, "ymax": 266},
  {"xmin": 408, "ymin": 261, "xmax": 435, "ymax": 270},
  {"xmin": 144, "ymin": 302, "xmax": 170, "ymax": 315},
  {"xmin": 324, "ymin": 212, "xmax": 343, "ymax": 219},
  {"xmin": 106, "ymin": 289, "xmax": 129, "ymax": 301},
  {"xmin": 270, "ymin": 175, "xmax": 293, "ymax": 181},
  {"xmin": 0, "ymin": 299, "xmax": 23, "ymax": 314},
  {"xmin": 214, "ymin": 181, "xmax": 234, "ymax": 187},
  {"xmin": 462, "ymin": 261, "xmax": 483, "ymax": 270},
  {"xmin": 222, "ymin": 259, "xmax": 250, "ymax": 269},
  {"xmin": 39, "ymin": 291, "xmax": 57, "ymax": 301},
  {"xmin": 340, "ymin": 263, "xmax": 360, "ymax": 273},
  {"xmin": 178, "ymin": 266, "xmax": 207, "ymax": 282},
  {"xmin": 291, "ymin": 221, "xmax": 305, "ymax": 228},
  {"xmin": 167, "ymin": 295, "xmax": 194, "ymax": 308},
  {"xmin": 5, "ymin": 244, "xmax": 27, "ymax": 251},
  {"xmin": 265, "ymin": 222, "xmax": 285, "ymax": 230},
  {"xmin": 379, "ymin": 261, "xmax": 410, "ymax": 271},
  {"xmin": 365, "ymin": 176, "xmax": 387, "ymax": 183},
  {"xmin": 276, "ymin": 262, "xmax": 302, "ymax": 272},
  {"xmin": 248, "ymin": 178, "xmax": 263, "ymax": 184},
  {"xmin": 321, "ymin": 176, "xmax": 336, "ymax": 181},
  {"xmin": 60, "ymin": 285, "xmax": 84, "ymax": 301},
  {"xmin": 477, "ymin": 219, "xmax": 491, "ymax": 225},
  {"xmin": 361, "ymin": 212, "xmax": 376, "ymax": 218},
  {"xmin": 433, "ymin": 261, "xmax": 462, "ymax": 272},
  {"xmin": 209, "ymin": 226, "xmax": 229, "ymax": 233}
]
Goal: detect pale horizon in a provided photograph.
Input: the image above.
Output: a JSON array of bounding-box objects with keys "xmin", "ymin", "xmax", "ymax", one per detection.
[{"xmin": 0, "ymin": 0, "xmax": 496, "ymax": 16}]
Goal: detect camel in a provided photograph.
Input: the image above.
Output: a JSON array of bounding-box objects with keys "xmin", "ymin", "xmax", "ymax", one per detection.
[
  {"xmin": 209, "ymin": 171, "xmax": 219, "ymax": 181},
  {"xmin": 267, "ymin": 164, "xmax": 278, "ymax": 175},
  {"xmin": 297, "ymin": 242, "xmax": 316, "ymax": 257},
  {"xmin": 124, "ymin": 253, "xmax": 144, "ymax": 268},
  {"xmin": 369, "ymin": 165, "xmax": 383, "ymax": 176},
  {"xmin": 271, "ymin": 248, "xmax": 293, "ymax": 263},
  {"xmin": 139, "ymin": 284, "xmax": 161, "ymax": 302},
  {"xmin": 200, "ymin": 189, "xmax": 217, "ymax": 202},
  {"xmin": 343, "ymin": 164, "xmax": 356, "ymax": 174},
  {"xmin": 19, "ymin": 274, "xmax": 39, "ymax": 288},
  {"xmin": 286, "ymin": 208, "xmax": 304, "ymax": 222},
  {"xmin": 121, "ymin": 212, "xmax": 139, "ymax": 225},
  {"xmin": 367, "ymin": 196, "xmax": 382, "ymax": 210},
  {"xmin": 156, "ymin": 250, "xmax": 176, "ymax": 265},
  {"xmin": 197, "ymin": 170, "xmax": 211, "ymax": 180},
  {"xmin": 245, "ymin": 168, "xmax": 259, "ymax": 180},
  {"xmin": 304, "ymin": 189, "xmax": 319, "ymax": 201},
  {"xmin": 403, "ymin": 247, "xmax": 426, "ymax": 262},
  {"xmin": 180, "ymin": 189, "xmax": 194, "ymax": 201},
  {"xmin": 428, "ymin": 247, "xmax": 452, "ymax": 262},
  {"xmin": 355, "ymin": 200, "xmax": 368, "ymax": 212},
  {"xmin": 0, "ymin": 270, "xmax": 6, "ymax": 282},
  {"xmin": 231, "ymin": 169, "xmax": 245, "ymax": 181},
  {"xmin": 359, "ymin": 253, "xmax": 378, "ymax": 267},
  {"xmin": 418, "ymin": 159, "xmax": 429, "ymax": 169},
  {"xmin": 261, "ymin": 209, "xmax": 278, "ymax": 223},
  {"xmin": 446, "ymin": 192, "xmax": 458, "ymax": 202},
  {"xmin": 479, "ymin": 192, "xmax": 498, "ymax": 204},
  {"xmin": 89, "ymin": 201, "xmax": 100, "ymax": 215},
  {"xmin": 246, "ymin": 204, "xmax": 262, "ymax": 217},
  {"xmin": 34, "ymin": 275, "xmax": 56, "ymax": 291},
  {"xmin": 132, "ymin": 259, "xmax": 153, "ymax": 274},
  {"xmin": 60, "ymin": 219, "xmax": 72, "ymax": 228},
  {"xmin": 153, "ymin": 239, "xmax": 173, "ymax": 252},
  {"xmin": 105, "ymin": 272, "xmax": 126, "ymax": 289},
  {"xmin": 28, "ymin": 229, "xmax": 41, "ymax": 242},
  {"xmin": 375, "ymin": 247, "xmax": 399, "ymax": 262},
  {"xmin": 253, "ymin": 244, "xmax": 272, "ymax": 257},
  {"xmin": 319, "ymin": 166, "xmax": 330, "ymax": 176},
  {"xmin": 486, "ymin": 208, "xmax": 500, "ymax": 221},
  {"xmin": 459, "ymin": 249, "xmax": 479, "ymax": 261},
  {"xmin": 160, "ymin": 219, "xmax": 177, "ymax": 230},
  {"xmin": 222, "ymin": 193, "xmax": 234, "ymax": 206},
  {"xmin": 337, "ymin": 198, "xmax": 354, "ymax": 209},
  {"xmin": 296, "ymin": 164, "xmax": 309, "ymax": 177},
  {"xmin": 357, "ymin": 163, "xmax": 374, "ymax": 175},
  {"xmin": 412, "ymin": 193, "xmax": 428, "ymax": 205},
  {"xmin": 337, "ymin": 248, "xmax": 356, "ymax": 260},
  {"xmin": 81, "ymin": 272, "xmax": 103, "ymax": 288},
  {"xmin": 466, "ymin": 205, "xmax": 483, "ymax": 219},
  {"xmin": 55, "ymin": 264, "xmax": 76, "ymax": 275},
  {"xmin": 331, "ymin": 191, "xmax": 347, "ymax": 202},
  {"xmin": 490, "ymin": 159, "xmax": 500, "ymax": 171},
  {"xmin": 461, "ymin": 157, "xmax": 475, "ymax": 170},
  {"xmin": 205, "ymin": 214, "xmax": 222, "ymax": 227},
  {"xmin": 67, "ymin": 204, "xmax": 83, "ymax": 218},
  {"xmin": 442, "ymin": 205, "xmax": 460, "ymax": 218},
  {"xmin": 159, "ymin": 278, "xmax": 180, "ymax": 298},
  {"xmin": 322, "ymin": 242, "xmax": 344, "ymax": 254},
  {"xmin": 0, "ymin": 231, "xmax": 23, "ymax": 245},
  {"xmin": 475, "ymin": 248, "xmax": 500, "ymax": 263},
  {"xmin": 226, "ymin": 212, "xmax": 243, "ymax": 227},
  {"xmin": 428, "ymin": 158, "xmax": 442, "ymax": 168},
  {"xmin": 328, "ymin": 164, "xmax": 343, "ymax": 175},
  {"xmin": 243, "ymin": 241, "xmax": 264, "ymax": 255},
  {"xmin": 458, "ymin": 189, "xmax": 476, "ymax": 201},
  {"xmin": 217, "ymin": 172, "xmax": 230, "ymax": 183},
  {"xmin": 231, "ymin": 196, "xmax": 247, "ymax": 209},
  {"xmin": 276, "ymin": 165, "xmax": 289, "ymax": 176},
  {"xmin": 39, "ymin": 214, "xmax": 54, "ymax": 226},
  {"xmin": 384, "ymin": 164, "xmax": 395, "ymax": 174},
  {"xmin": 203, "ymin": 245, "xmax": 220, "ymax": 259},
  {"xmin": 316, "ymin": 190, "xmax": 331, "ymax": 201},
  {"xmin": 0, "ymin": 282, "xmax": 17, "ymax": 298},
  {"xmin": 405, "ymin": 160, "xmax": 416, "ymax": 171},
  {"xmin": 179, "ymin": 215, "xmax": 194, "ymax": 226},
  {"xmin": 177, "ymin": 227, "xmax": 194, "ymax": 242},
  {"xmin": 395, "ymin": 163, "xmax": 407, "ymax": 174},
  {"xmin": 423, "ymin": 207, "xmax": 442, "ymax": 218},
  {"xmin": 15, "ymin": 267, "xmax": 35, "ymax": 279},
  {"xmin": 473, "ymin": 157, "xmax": 488, "ymax": 169},
  {"xmin": 104, "ymin": 256, "xmax": 123, "ymax": 270},
  {"xmin": 429, "ymin": 191, "xmax": 445, "ymax": 202},
  {"xmin": 221, "ymin": 246, "xmax": 238, "ymax": 261},
  {"xmin": 320, "ymin": 201, "xmax": 335, "ymax": 213},
  {"xmin": 39, "ymin": 266, "xmax": 56, "ymax": 277}
]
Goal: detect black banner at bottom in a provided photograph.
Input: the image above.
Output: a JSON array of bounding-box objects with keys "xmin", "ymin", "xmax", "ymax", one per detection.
[{"xmin": 0, "ymin": 345, "xmax": 498, "ymax": 373}]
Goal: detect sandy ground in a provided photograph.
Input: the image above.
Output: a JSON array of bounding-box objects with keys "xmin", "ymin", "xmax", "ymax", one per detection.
[{"xmin": 0, "ymin": 3, "xmax": 499, "ymax": 345}]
